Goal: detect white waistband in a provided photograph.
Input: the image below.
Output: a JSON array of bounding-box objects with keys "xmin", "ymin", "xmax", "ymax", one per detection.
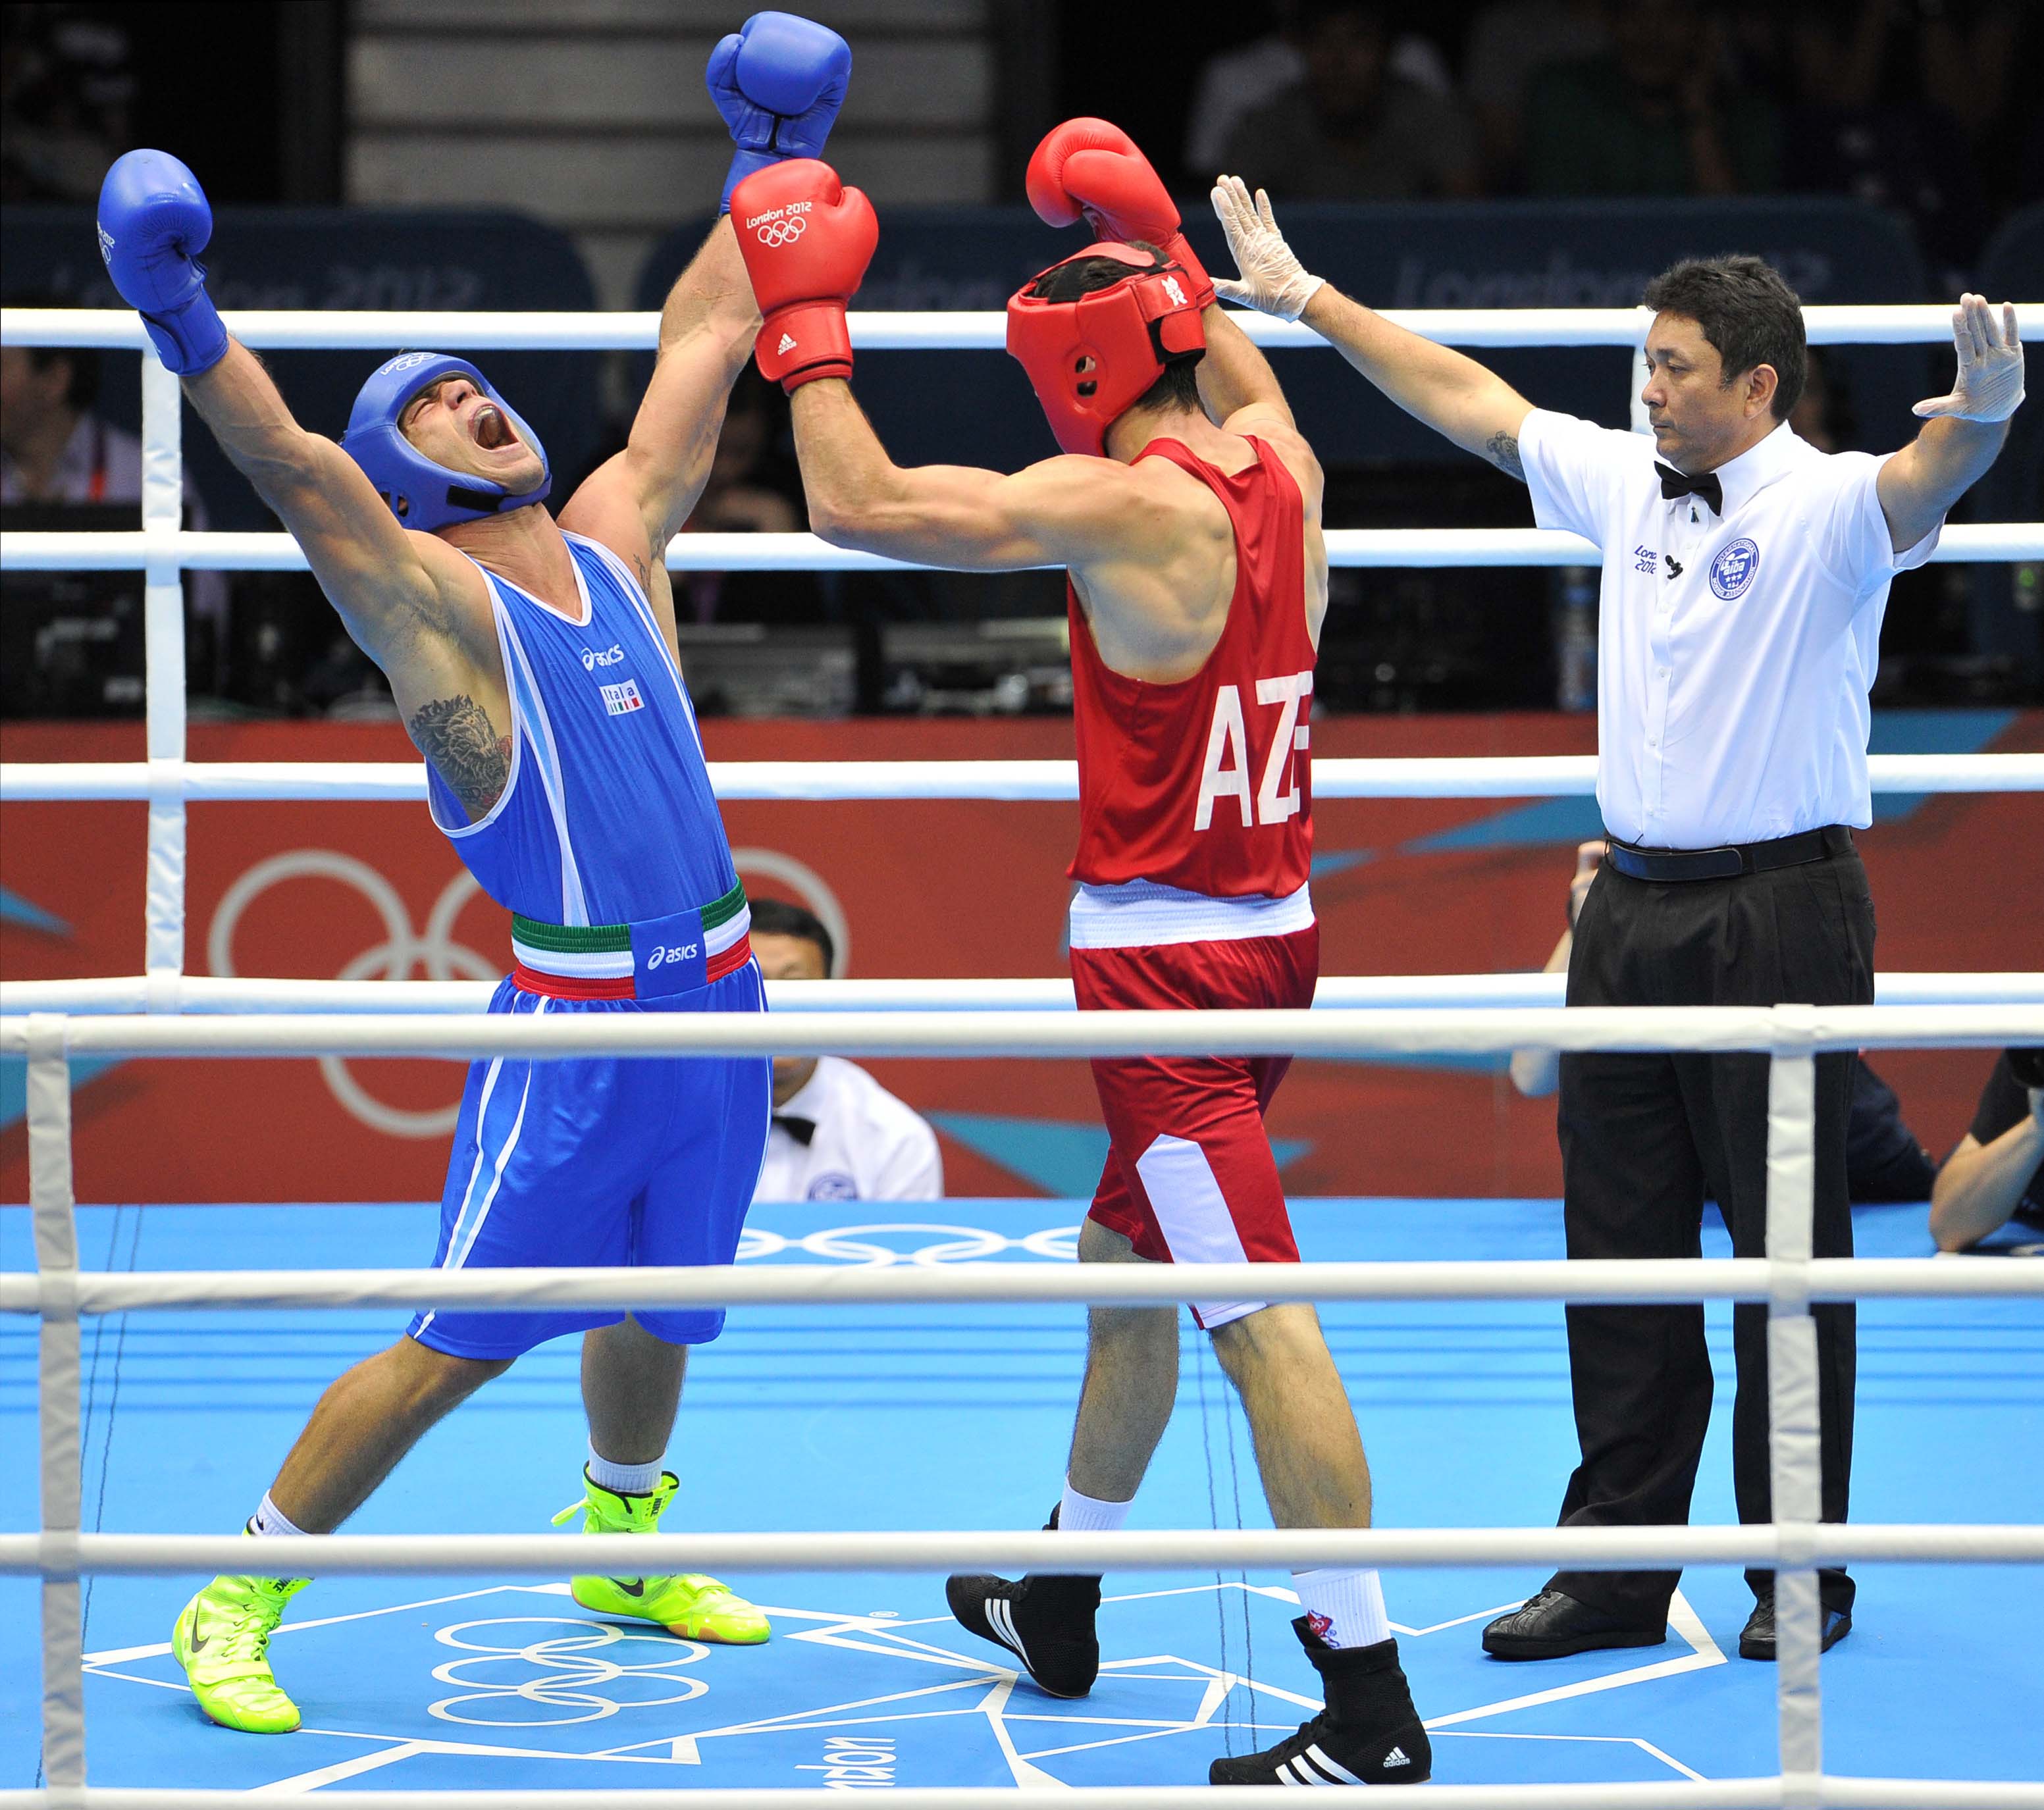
[{"xmin": 1068, "ymin": 879, "xmax": 1314, "ymax": 949}]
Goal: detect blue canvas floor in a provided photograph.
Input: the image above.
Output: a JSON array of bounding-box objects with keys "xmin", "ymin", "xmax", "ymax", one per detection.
[{"xmin": 3, "ymin": 1197, "xmax": 2039, "ymax": 1793}]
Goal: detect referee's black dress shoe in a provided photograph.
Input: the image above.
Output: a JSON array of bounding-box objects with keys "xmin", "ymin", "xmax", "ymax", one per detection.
[
  {"xmin": 1738, "ymin": 1596, "xmax": 1852, "ymax": 1661},
  {"xmin": 1482, "ymin": 1588, "xmax": 1667, "ymax": 1660}
]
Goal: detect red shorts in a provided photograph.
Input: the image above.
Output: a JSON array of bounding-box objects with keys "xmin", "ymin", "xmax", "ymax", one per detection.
[{"xmin": 1072, "ymin": 923, "xmax": 1317, "ymax": 1330}]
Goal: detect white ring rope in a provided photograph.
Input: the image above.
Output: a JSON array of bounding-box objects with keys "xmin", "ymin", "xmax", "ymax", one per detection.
[
  {"xmin": 5, "ymin": 970, "xmax": 2037, "ymax": 1018},
  {"xmin": 5, "ymin": 753, "xmax": 2039, "ymax": 803},
  {"xmin": 3, "ymin": 1256, "xmax": 2038, "ymax": 1321},
  {"xmin": 6, "ymin": 1002, "xmax": 2038, "ymax": 1060},
  {"xmin": 3, "ymin": 1526, "xmax": 2039, "ymax": 1580},
  {"xmin": 4, "ymin": 521, "xmax": 2039, "ymax": 572},
  {"xmin": 4, "ymin": 301, "xmax": 2035, "ymax": 351}
]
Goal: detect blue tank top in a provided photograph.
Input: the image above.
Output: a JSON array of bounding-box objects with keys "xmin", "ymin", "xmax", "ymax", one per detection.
[{"xmin": 427, "ymin": 532, "xmax": 735, "ymax": 926}]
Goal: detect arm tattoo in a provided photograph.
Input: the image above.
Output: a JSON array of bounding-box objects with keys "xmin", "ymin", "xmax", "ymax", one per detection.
[
  {"xmin": 408, "ymin": 694, "xmax": 511, "ymax": 819},
  {"xmin": 1486, "ymin": 432, "xmax": 1526, "ymax": 480}
]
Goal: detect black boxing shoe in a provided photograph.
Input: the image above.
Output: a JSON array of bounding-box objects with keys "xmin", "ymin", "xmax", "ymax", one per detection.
[
  {"xmin": 1738, "ymin": 1595, "xmax": 1852, "ymax": 1661},
  {"xmin": 1210, "ymin": 1618, "xmax": 1430, "ymax": 1786},
  {"xmin": 1481, "ymin": 1588, "xmax": 1667, "ymax": 1660},
  {"xmin": 944, "ymin": 1505, "xmax": 1101, "ymax": 1699}
]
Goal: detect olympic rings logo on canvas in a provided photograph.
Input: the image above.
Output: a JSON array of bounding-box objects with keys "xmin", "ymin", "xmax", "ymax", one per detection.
[{"xmin": 428, "ymin": 1618, "xmax": 708, "ymax": 1727}]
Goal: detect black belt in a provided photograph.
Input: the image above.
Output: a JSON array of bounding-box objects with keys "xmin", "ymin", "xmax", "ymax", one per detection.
[{"xmin": 1603, "ymin": 825, "xmax": 1854, "ymax": 883}]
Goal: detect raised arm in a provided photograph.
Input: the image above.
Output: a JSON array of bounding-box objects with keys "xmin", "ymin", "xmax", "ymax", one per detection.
[
  {"xmin": 1211, "ymin": 176, "xmax": 1534, "ymax": 477},
  {"xmin": 1196, "ymin": 300, "xmax": 1296, "ymax": 436},
  {"xmin": 1876, "ymin": 296, "xmax": 2022, "ymax": 554},
  {"xmin": 95, "ymin": 149, "xmax": 463, "ymax": 665},
  {"xmin": 182, "ymin": 342, "xmax": 463, "ymax": 660},
  {"xmin": 791, "ymin": 378, "xmax": 1155, "ymax": 571},
  {"xmin": 558, "ymin": 219, "xmax": 760, "ymax": 569}
]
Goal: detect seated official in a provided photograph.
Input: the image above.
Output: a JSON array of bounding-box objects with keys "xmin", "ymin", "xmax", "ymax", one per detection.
[
  {"xmin": 750, "ymin": 898, "xmax": 943, "ymax": 1204},
  {"xmin": 1930, "ymin": 1049, "xmax": 2044, "ymax": 1252},
  {"xmin": 1511, "ymin": 842, "xmax": 1935, "ymax": 1203}
]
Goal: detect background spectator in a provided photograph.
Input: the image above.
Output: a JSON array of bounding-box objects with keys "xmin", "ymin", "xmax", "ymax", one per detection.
[
  {"xmin": 1525, "ymin": 0, "xmax": 1779, "ymax": 197},
  {"xmin": 1184, "ymin": 0, "xmax": 1455, "ymax": 180},
  {"xmin": 0, "ymin": 3, "xmax": 131, "ymax": 201},
  {"xmin": 1462, "ymin": 0, "xmax": 1608, "ymax": 192},
  {"xmin": 1220, "ymin": 0, "xmax": 1479, "ymax": 201},
  {"xmin": 0, "ymin": 305, "xmax": 227, "ymax": 669},
  {"xmin": 750, "ymin": 898, "xmax": 943, "ymax": 1205},
  {"xmin": 1929, "ymin": 1050, "xmax": 2044, "ymax": 1251}
]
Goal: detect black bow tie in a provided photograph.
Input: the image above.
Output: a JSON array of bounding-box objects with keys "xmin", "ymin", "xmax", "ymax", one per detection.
[
  {"xmin": 1656, "ymin": 463, "xmax": 1723, "ymax": 515},
  {"xmin": 772, "ymin": 1113, "xmax": 816, "ymax": 1146}
]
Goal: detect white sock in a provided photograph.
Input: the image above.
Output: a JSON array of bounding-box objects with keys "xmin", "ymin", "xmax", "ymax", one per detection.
[
  {"xmin": 1057, "ymin": 1479, "xmax": 1132, "ymax": 1534},
  {"xmin": 587, "ymin": 1443, "xmax": 664, "ymax": 1497},
  {"xmin": 248, "ymin": 1492, "xmax": 307, "ymax": 1539},
  {"xmin": 1293, "ymin": 1567, "xmax": 1391, "ymax": 1650}
]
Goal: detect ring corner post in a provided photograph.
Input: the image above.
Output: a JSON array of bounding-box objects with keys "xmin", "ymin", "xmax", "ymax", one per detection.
[
  {"xmin": 26, "ymin": 1012, "xmax": 86, "ymax": 1790},
  {"xmin": 140, "ymin": 353, "xmax": 187, "ymax": 1004},
  {"xmin": 1765, "ymin": 1023, "xmax": 1823, "ymax": 1796}
]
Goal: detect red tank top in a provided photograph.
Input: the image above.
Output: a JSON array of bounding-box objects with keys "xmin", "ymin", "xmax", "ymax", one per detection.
[{"xmin": 1067, "ymin": 436, "xmax": 1315, "ymax": 897}]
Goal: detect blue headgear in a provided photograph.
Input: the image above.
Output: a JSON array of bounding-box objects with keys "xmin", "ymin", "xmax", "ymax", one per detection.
[{"xmin": 341, "ymin": 352, "xmax": 551, "ymax": 531}]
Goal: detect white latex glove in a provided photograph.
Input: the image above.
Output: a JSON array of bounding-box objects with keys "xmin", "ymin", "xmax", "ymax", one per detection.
[
  {"xmin": 1209, "ymin": 174, "xmax": 1324, "ymax": 323},
  {"xmin": 1914, "ymin": 294, "xmax": 2024, "ymax": 422}
]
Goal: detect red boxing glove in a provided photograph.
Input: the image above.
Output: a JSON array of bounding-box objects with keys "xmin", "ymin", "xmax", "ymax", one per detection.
[
  {"xmin": 1025, "ymin": 118, "xmax": 1214, "ymax": 309},
  {"xmin": 729, "ymin": 159, "xmax": 878, "ymax": 392}
]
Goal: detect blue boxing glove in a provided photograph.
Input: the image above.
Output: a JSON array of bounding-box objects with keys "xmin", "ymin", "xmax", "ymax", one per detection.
[
  {"xmin": 96, "ymin": 149, "xmax": 228, "ymax": 376},
  {"xmin": 706, "ymin": 12, "xmax": 851, "ymax": 215}
]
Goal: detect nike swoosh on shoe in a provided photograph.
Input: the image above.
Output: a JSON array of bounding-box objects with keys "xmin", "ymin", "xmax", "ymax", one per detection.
[{"xmin": 610, "ymin": 1577, "xmax": 647, "ymax": 1597}]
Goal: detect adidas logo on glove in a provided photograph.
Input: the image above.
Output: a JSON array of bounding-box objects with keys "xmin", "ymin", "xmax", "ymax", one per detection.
[{"xmin": 777, "ymin": 333, "xmax": 798, "ymax": 355}]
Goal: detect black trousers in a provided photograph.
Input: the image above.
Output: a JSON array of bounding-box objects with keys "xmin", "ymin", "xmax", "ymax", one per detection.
[{"xmin": 1549, "ymin": 845, "xmax": 1876, "ymax": 1624}]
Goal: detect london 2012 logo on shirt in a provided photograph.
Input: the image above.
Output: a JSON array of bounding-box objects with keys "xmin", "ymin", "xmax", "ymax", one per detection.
[{"xmin": 1710, "ymin": 538, "xmax": 1761, "ymax": 600}]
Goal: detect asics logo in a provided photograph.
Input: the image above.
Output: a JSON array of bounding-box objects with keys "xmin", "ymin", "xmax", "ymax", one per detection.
[
  {"xmin": 581, "ymin": 643, "xmax": 626, "ymax": 670},
  {"xmin": 754, "ymin": 217, "xmax": 807, "ymax": 248},
  {"xmin": 646, "ymin": 943, "xmax": 700, "ymax": 969}
]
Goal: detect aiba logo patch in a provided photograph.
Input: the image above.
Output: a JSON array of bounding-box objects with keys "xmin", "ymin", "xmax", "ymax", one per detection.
[
  {"xmin": 601, "ymin": 679, "xmax": 644, "ymax": 717},
  {"xmin": 1709, "ymin": 537, "xmax": 1761, "ymax": 600}
]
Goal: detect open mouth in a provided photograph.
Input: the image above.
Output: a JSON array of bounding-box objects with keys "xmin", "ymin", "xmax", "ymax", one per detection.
[{"xmin": 472, "ymin": 404, "xmax": 515, "ymax": 452}]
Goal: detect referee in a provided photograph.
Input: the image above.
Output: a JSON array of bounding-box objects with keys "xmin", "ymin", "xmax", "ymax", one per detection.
[{"xmin": 1209, "ymin": 178, "xmax": 2026, "ymax": 1661}]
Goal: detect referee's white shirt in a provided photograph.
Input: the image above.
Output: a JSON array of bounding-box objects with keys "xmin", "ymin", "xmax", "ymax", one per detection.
[
  {"xmin": 753, "ymin": 1055, "xmax": 944, "ymax": 1204},
  {"xmin": 1519, "ymin": 411, "xmax": 1942, "ymax": 848}
]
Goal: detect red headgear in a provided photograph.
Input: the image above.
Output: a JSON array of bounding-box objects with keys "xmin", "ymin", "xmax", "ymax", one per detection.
[{"xmin": 1005, "ymin": 242, "xmax": 1207, "ymax": 456}]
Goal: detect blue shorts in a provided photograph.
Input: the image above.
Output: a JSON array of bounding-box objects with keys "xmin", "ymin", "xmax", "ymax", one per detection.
[{"xmin": 407, "ymin": 962, "xmax": 770, "ymax": 1359}]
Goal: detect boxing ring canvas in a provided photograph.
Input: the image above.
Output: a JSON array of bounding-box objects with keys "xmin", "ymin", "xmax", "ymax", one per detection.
[{"xmin": 2, "ymin": 1193, "xmax": 2039, "ymax": 1794}]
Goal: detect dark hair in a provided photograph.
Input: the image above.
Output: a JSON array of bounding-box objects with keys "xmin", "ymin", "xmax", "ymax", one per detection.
[
  {"xmin": 2, "ymin": 290, "xmax": 101, "ymax": 411},
  {"xmin": 748, "ymin": 896, "xmax": 835, "ymax": 977},
  {"xmin": 1026, "ymin": 244, "xmax": 1204, "ymax": 415},
  {"xmin": 1641, "ymin": 256, "xmax": 1806, "ymax": 420}
]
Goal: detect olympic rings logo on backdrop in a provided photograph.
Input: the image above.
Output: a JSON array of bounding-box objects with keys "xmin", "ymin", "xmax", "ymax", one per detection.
[
  {"xmin": 207, "ymin": 850, "xmax": 498, "ymax": 1140},
  {"xmin": 207, "ymin": 845, "xmax": 856, "ymax": 1139},
  {"xmin": 428, "ymin": 1618, "xmax": 708, "ymax": 1727}
]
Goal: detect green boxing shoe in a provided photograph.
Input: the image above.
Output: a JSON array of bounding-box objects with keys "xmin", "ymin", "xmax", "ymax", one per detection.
[
  {"xmin": 555, "ymin": 1468, "xmax": 770, "ymax": 1645},
  {"xmin": 172, "ymin": 1568, "xmax": 308, "ymax": 1734}
]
